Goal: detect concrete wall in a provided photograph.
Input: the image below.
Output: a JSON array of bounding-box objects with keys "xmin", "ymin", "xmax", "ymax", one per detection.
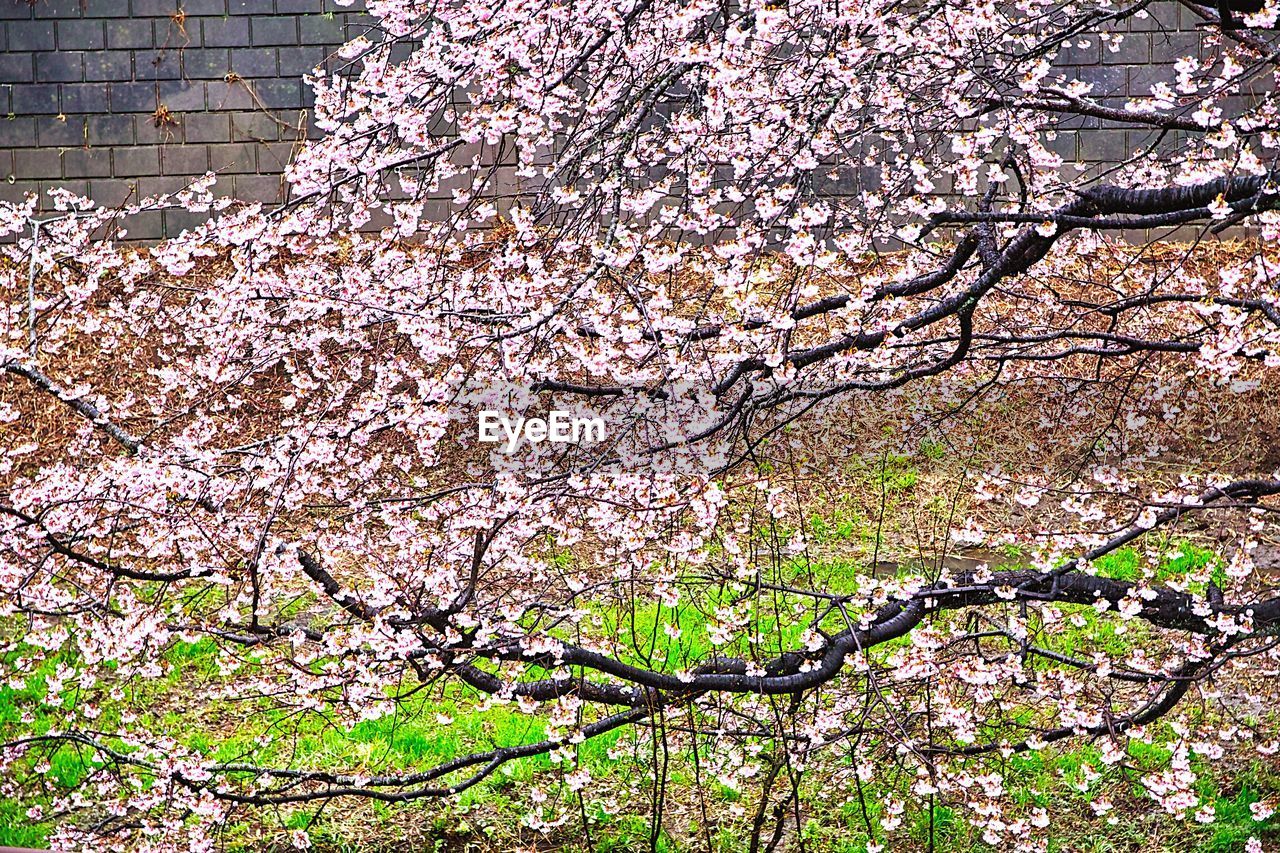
[
  {"xmin": 0, "ymin": 0, "xmax": 367, "ymax": 238},
  {"xmin": 0, "ymin": 0, "xmax": 1235, "ymax": 238}
]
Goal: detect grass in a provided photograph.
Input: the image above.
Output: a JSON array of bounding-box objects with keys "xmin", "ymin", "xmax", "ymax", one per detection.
[{"xmin": 3, "ymin": 534, "xmax": 1279, "ymax": 852}]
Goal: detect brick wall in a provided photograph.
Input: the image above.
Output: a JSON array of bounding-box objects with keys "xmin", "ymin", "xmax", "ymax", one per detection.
[
  {"xmin": 0, "ymin": 0, "xmax": 1241, "ymax": 239},
  {"xmin": 0, "ymin": 0, "xmax": 367, "ymax": 238},
  {"xmin": 1055, "ymin": 3, "xmax": 1220, "ymax": 165}
]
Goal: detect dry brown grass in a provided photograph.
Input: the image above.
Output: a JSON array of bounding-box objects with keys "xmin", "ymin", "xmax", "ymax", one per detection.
[{"xmin": 6, "ymin": 236, "xmax": 1280, "ymax": 579}]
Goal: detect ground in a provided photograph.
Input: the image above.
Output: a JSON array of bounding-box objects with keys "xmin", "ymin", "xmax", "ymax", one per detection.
[{"xmin": 4, "ymin": 240, "xmax": 1280, "ymax": 851}]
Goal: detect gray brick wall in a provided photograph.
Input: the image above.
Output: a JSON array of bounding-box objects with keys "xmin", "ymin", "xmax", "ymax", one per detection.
[
  {"xmin": 0, "ymin": 0, "xmax": 368, "ymax": 238},
  {"xmin": 0, "ymin": 1, "xmax": 1244, "ymax": 239}
]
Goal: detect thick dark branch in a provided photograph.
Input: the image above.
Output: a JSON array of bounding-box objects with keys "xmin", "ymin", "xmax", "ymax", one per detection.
[
  {"xmin": 993, "ymin": 94, "xmax": 1209, "ymax": 132},
  {"xmin": 281, "ymin": 480, "xmax": 1280, "ymax": 708},
  {"xmin": 0, "ymin": 504, "xmax": 201, "ymax": 583},
  {"xmin": 4, "ymin": 362, "xmax": 142, "ymax": 454},
  {"xmin": 1180, "ymin": 0, "xmax": 1274, "ymax": 47},
  {"xmin": 924, "ymin": 657, "xmax": 1205, "ymax": 757}
]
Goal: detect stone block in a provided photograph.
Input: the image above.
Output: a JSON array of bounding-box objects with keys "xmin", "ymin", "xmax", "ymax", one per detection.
[{"xmin": 57, "ymin": 18, "xmax": 104, "ymax": 50}]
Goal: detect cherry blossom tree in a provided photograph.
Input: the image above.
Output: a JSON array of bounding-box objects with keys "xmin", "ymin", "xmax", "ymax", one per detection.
[{"xmin": 4, "ymin": 0, "xmax": 1280, "ymax": 850}]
